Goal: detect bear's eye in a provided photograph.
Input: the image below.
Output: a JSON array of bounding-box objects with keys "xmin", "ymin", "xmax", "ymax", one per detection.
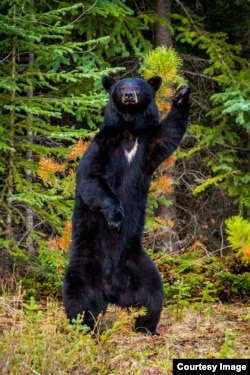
[{"xmin": 120, "ymin": 86, "xmax": 140, "ymax": 94}]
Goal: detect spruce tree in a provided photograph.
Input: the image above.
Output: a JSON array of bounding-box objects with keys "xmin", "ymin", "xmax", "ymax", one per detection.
[{"xmin": 0, "ymin": 1, "xmax": 115, "ymax": 276}]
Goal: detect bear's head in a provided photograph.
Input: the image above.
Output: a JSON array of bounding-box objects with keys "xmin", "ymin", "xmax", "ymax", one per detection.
[
  {"xmin": 102, "ymin": 76, "xmax": 162, "ymax": 129},
  {"xmin": 102, "ymin": 76, "xmax": 162, "ymax": 113}
]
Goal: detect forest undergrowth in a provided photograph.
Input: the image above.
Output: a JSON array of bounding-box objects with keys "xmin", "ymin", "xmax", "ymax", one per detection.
[
  {"xmin": 1, "ymin": 249, "xmax": 249, "ymax": 375},
  {"xmin": 0, "ymin": 291, "xmax": 249, "ymax": 375}
]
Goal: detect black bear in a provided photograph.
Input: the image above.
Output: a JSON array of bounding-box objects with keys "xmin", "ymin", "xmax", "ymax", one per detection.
[{"xmin": 63, "ymin": 75, "xmax": 190, "ymax": 334}]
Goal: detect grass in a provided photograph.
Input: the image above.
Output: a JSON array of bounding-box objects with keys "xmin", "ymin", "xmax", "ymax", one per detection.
[{"xmin": 0, "ymin": 286, "xmax": 249, "ymax": 375}]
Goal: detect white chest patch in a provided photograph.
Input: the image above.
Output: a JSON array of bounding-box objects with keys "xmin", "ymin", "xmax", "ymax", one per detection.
[{"xmin": 124, "ymin": 137, "xmax": 138, "ymax": 164}]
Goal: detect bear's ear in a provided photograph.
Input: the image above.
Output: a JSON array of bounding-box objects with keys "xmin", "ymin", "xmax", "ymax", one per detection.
[
  {"xmin": 102, "ymin": 76, "xmax": 117, "ymax": 93},
  {"xmin": 147, "ymin": 76, "xmax": 162, "ymax": 93}
]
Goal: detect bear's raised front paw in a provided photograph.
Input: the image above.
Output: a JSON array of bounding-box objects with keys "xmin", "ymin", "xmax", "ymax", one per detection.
[{"xmin": 172, "ymin": 85, "xmax": 190, "ymax": 107}]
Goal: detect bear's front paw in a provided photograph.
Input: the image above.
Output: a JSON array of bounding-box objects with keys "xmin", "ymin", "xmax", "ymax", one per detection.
[
  {"xmin": 172, "ymin": 85, "xmax": 190, "ymax": 107},
  {"xmin": 106, "ymin": 206, "xmax": 124, "ymax": 231},
  {"xmin": 102, "ymin": 201, "xmax": 124, "ymax": 231}
]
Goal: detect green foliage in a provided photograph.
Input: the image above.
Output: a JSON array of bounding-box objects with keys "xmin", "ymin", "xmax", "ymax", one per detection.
[
  {"xmin": 80, "ymin": 1, "xmax": 154, "ymax": 60},
  {"xmin": 140, "ymin": 46, "xmax": 184, "ymax": 85},
  {"xmin": 219, "ymin": 329, "xmax": 235, "ymax": 359},
  {"xmin": 225, "ymin": 216, "xmax": 250, "ymax": 263},
  {"xmin": 164, "ymin": 278, "xmax": 191, "ymax": 319},
  {"xmin": 0, "ymin": 2, "xmax": 108, "ymax": 259},
  {"xmin": 150, "ymin": 249, "xmax": 250, "ymax": 304},
  {"xmin": 207, "ymin": 67, "xmax": 250, "ymax": 211},
  {"xmin": 211, "ymin": 73, "xmax": 250, "ymax": 130},
  {"xmin": 201, "ymin": 281, "xmax": 219, "ymax": 304},
  {"xmin": 216, "ymin": 271, "xmax": 250, "ymax": 297},
  {"xmin": 173, "ymin": 12, "xmax": 250, "ymax": 214}
]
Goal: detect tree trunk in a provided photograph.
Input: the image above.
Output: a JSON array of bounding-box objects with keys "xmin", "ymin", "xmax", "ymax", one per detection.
[
  {"xmin": 155, "ymin": 0, "xmax": 180, "ymax": 252},
  {"xmin": 155, "ymin": 163, "xmax": 181, "ymax": 253},
  {"xmin": 26, "ymin": 48, "xmax": 35, "ymax": 255},
  {"xmin": 2, "ymin": 3, "xmax": 16, "ymax": 282},
  {"xmin": 155, "ymin": 0, "xmax": 173, "ymax": 47}
]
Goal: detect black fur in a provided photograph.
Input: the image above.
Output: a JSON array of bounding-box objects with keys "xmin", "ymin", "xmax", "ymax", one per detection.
[{"xmin": 63, "ymin": 76, "xmax": 190, "ymax": 334}]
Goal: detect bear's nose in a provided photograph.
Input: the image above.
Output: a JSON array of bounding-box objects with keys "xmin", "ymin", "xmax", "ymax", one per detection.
[{"xmin": 124, "ymin": 92, "xmax": 134, "ymax": 100}]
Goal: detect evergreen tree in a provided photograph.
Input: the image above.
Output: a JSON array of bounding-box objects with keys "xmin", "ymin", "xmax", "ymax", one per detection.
[
  {"xmin": 169, "ymin": 5, "xmax": 250, "ymax": 252},
  {"xmin": 174, "ymin": 11, "xmax": 250, "ymax": 215},
  {"xmin": 0, "ymin": 1, "xmax": 117, "ymax": 277}
]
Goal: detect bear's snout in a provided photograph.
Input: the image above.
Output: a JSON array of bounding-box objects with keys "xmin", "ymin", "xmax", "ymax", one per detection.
[{"xmin": 122, "ymin": 89, "xmax": 138, "ymax": 105}]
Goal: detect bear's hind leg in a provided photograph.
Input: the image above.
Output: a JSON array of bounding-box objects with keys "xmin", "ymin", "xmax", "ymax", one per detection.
[
  {"xmin": 63, "ymin": 259, "xmax": 108, "ymax": 330},
  {"xmin": 134, "ymin": 291, "xmax": 163, "ymax": 335},
  {"xmin": 116, "ymin": 252, "xmax": 164, "ymax": 335}
]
